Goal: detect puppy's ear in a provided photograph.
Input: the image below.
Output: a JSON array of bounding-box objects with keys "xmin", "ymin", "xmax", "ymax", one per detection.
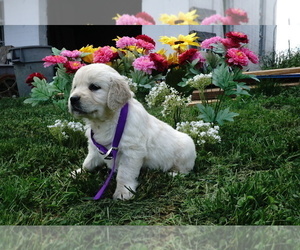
[{"xmin": 107, "ymin": 77, "xmax": 131, "ymax": 111}]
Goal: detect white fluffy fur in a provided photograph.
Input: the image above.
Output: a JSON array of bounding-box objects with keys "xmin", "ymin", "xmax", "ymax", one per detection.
[{"xmin": 69, "ymin": 63, "xmax": 196, "ymax": 200}]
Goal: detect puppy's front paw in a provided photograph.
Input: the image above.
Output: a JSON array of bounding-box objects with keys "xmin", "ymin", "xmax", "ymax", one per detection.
[{"xmin": 113, "ymin": 187, "xmax": 135, "ymax": 200}]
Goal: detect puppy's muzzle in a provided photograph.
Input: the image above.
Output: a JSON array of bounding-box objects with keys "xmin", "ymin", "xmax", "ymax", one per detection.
[
  {"xmin": 70, "ymin": 95, "xmax": 84, "ymax": 113},
  {"xmin": 70, "ymin": 95, "xmax": 81, "ymax": 106}
]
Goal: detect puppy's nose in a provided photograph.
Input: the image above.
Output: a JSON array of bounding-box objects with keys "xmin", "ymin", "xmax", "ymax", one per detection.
[{"xmin": 70, "ymin": 96, "xmax": 81, "ymax": 105}]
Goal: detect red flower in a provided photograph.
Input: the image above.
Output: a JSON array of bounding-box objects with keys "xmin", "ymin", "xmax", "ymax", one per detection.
[
  {"xmin": 225, "ymin": 31, "xmax": 249, "ymax": 44},
  {"xmin": 135, "ymin": 12, "xmax": 156, "ymax": 25},
  {"xmin": 149, "ymin": 53, "xmax": 168, "ymax": 72},
  {"xmin": 178, "ymin": 48, "xmax": 205, "ymax": 65},
  {"xmin": 25, "ymin": 72, "xmax": 46, "ymax": 88},
  {"xmin": 221, "ymin": 38, "xmax": 241, "ymax": 48},
  {"xmin": 136, "ymin": 35, "xmax": 156, "ymax": 46},
  {"xmin": 225, "ymin": 8, "xmax": 249, "ymax": 24},
  {"xmin": 64, "ymin": 61, "xmax": 85, "ymax": 73},
  {"xmin": 136, "ymin": 39, "xmax": 155, "ymax": 52}
]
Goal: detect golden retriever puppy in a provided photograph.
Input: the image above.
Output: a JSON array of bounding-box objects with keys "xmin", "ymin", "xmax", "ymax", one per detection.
[{"xmin": 69, "ymin": 63, "xmax": 196, "ymax": 200}]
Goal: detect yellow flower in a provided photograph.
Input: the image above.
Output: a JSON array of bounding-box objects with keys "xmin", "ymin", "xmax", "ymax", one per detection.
[
  {"xmin": 160, "ymin": 10, "xmax": 200, "ymax": 25},
  {"xmin": 79, "ymin": 45, "xmax": 99, "ymax": 63},
  {"xmin": 159, "ymin": 14, "xmax": 178, "ymax": 25},
  {"xmin": 159, "ymin": 33, "xmax": 200, "ymax": 52},
  {"xmin": 177, "ymin": 9, "xmax": 199, "ymax": 25},
  {"xmin": 156, "ymin": 49, "xmax": 178, "ymax": 65},
  {"xmin": 112, "ymin": 14, "xmax": 121, "ymax": 21}
]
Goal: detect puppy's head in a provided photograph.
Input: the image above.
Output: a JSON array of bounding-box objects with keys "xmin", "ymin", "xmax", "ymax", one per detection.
[{"xmin": 69, "ymin": 63, "xmax": 132, "ymax": 119}]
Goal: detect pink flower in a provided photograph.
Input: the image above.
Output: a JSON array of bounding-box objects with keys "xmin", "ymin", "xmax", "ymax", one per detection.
[
  {"xmin": 201, "ymin": 14, "xmax": 225, "ymax": 25},
  {"xmin": 116, "ymin": 36, "xmax": 138, "ymax": 48},
  {"xmin": 93, "ymin": 46, "xmax": 118, "ymax": 63},
  {"xmin": 64, "ymin": 61, "xmax": 85, "ymax": 73},
  {"xmin": 135, "ymin": 18, "xmax": 155, "ymax": 25},
  {"xmin": 42, "ymin": 55, "xmax": 68, "ymax": 67},
  {"xmin": 221, "ymin": 16, "xmax": 238, "ymax": 25},
  {"xmin": 136, "ymin": 39, "xmax": 155, "ymax": 52},
  {"xmin": 226, "ymin": 48, "xmax": 249, "ymax": 67},
  {"xmin": 132, "ymin": 55, "xmax": 156, "ymax": 74},
  {"xmin": 115, "ymin": 12, "xmax": 155, "ymax": 25},
  {"xmin": 241, "ymin": 47, "xmax": 259, "ymax": 64},
  {"xmin": 201, "ymin": 36, "xmax": 224, "ymax": 49},
  {"xmin": 135, "ymin": 12, "xmax": 155, "ymax": 25},
  {"xmin": 225, "ymin": 8, "xmax": 249, "ymax": 24},
  {"xmin": 115, "ymin": 14, "xmax": 139, "ymax": 25},
  {"xmin": 60, "ymin": 50, "xmax": 82, "ymax": 58},
  {"xmin": 115, "ymin": 14, "xmax": 154, "ymax": 25}
]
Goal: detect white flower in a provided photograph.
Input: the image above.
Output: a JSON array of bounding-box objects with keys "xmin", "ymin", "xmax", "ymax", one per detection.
[
  {"xmin": 61, "ymin": 131, "xmax": 69, "ymax": 139},
  {"xmin": 145, "ymin": 81, "xmax": 171, "ymax": 108},
  {"xmin": 176, "ymin": 120, "xmax": 221, "ymax": 147},
  {"xmin": 123, "ymin": 76, "xmax": 138, "ymax": 93},
  {"xmin": 186, "ymin": 73, "xmax": 212, "ymax": 90}
]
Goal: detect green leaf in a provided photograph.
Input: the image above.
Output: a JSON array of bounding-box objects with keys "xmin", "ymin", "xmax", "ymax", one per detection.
[
  {"xmin": 212, "ymin": 63, "xmax": 234, "ymax": 90},
  {"xmin": 189, "ymin": 67, "xmax": 201, "ymax": 75},
  {"xmin": 53, "ymin": 99, "xmax": 68, "ymax": 112},
  {"xmin": 236, "ymin": 82, "xmax": 251, "ymax": 96},
  {"xmin": 233, "ymin": 67, "xmax": 259, "ymax": 82},
  {"xmin": 52, "ymin": 47, "xmax": 62, "ymax": 56},
  {"xmin": 197, "ymin": 104, "xmax": 216, "ymax": 123},
  {"xmin": 205, "ymin": 50, "xmax": 222, "ymax": 70},
  {"xmin": 23, "ymin": 76, "xmax": 65, "ymax": 107},
  {"xmin": 215, "ymin": 108, "xmax": 239, "ymax": 125},
  {"xmin": 178, "ymin": 81, "xmax": 187, "ymax": 87},
  {"xmin": 211, "ymin": 43, "xmax": 226, "ymax": 54},
  {"xmin": 80, "ymin": 52, "xmax": 91, "ymax": 58}
]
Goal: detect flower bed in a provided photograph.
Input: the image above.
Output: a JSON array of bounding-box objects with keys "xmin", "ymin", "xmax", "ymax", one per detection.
[{"xmin": 24, "ymin": 31, "xmax": 259, "ymax": 147}]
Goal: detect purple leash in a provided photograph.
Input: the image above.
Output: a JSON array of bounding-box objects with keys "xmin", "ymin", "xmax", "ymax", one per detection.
[{"xmin": 91, "ymin": 103, "xmax": 129, "ymax": 200}]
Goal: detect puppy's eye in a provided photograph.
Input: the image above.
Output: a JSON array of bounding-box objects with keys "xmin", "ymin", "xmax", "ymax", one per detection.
[{"xmin": 89, "ymin": 83, "xmax": 101, "ymax": 91}]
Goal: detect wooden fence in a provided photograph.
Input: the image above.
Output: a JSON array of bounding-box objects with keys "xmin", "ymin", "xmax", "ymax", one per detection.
[{"xmin": 190, "ymin": 67, "xmax": 300, "ymax": 105}]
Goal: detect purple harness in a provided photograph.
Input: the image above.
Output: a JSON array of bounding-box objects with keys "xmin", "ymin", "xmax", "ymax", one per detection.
[{"xmin": 90, "ymin": 103, "xmax": 129, "ymax": 200}]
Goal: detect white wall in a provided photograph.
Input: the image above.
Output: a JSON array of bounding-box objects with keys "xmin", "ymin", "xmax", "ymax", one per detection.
[
  {"xmin": 3, "ymin": 0, "xmax": 48, "ymax": 46},
  {"xmin": 3, "ymin": 0, "xmax": 48, "ymax": 25},
  {"xmin": 4, "ymin": 26, "xmax": 48, "ymax": 46}
]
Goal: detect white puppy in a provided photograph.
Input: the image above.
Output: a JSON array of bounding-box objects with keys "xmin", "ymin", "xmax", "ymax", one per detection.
[{"xmin": 69, "ymin": 63, "xmax": 196, "ymax": 200}]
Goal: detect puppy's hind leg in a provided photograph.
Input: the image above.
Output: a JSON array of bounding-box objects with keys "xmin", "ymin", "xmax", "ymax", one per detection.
[{"xmin": 173, "ymin": 142, "xmax": 196, "ymax": 174}]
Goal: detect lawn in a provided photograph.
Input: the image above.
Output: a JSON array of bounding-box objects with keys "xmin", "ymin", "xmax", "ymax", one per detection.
[{"xmin": 0, "ymin": 86, "xmax": 299, "ymax": 225}]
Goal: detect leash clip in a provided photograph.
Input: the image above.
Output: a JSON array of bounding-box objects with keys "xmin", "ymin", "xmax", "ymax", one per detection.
[{"xmin": 103, "ymin": 147, "xmax": 118, "ymax": 160}]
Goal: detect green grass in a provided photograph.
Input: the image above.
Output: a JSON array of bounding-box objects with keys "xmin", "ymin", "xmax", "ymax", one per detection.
[
  {"xmin": 0, "ymin": 87, "xmax": 300, "ymax": 225},
  {"xmin": 261, "ymin": 47, "xmax": 300, "ymax": 70}
]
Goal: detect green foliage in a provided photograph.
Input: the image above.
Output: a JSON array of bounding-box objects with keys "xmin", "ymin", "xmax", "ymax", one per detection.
[
  {"xmin": 261, "ymin": 47, "xmax": 300, "ymax": 69},
  {"xmin": 197, "ymin": 104, "xmax": 239, "ymax": 125},
  {"xmin": 24, "ymin": 64, "xmax": 73, "ymax": 112},
  {"xmin": 129, "ymin": 69, "xmax": 162, "ymax": 90},
  {"xmin": 195, "ymin": 63, "xmax": 258, "ymax": 125}
]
